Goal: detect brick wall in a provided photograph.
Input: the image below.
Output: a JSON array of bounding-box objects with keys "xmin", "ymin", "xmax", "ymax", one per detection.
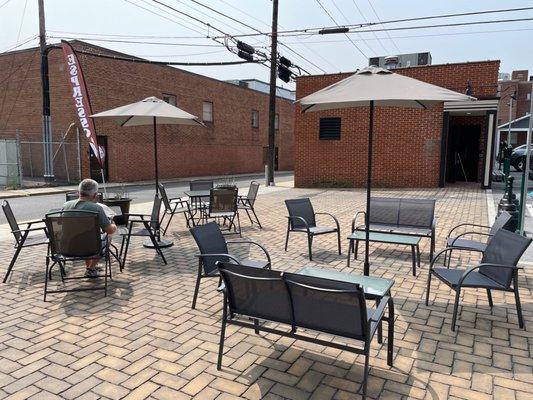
[
  {"xmin": 294, "ymin": 61, "xmax": 499, "ymax": 188},
  {"xmin": 0, "ymin": 42, "xmax": 295, "ymax": 182}
]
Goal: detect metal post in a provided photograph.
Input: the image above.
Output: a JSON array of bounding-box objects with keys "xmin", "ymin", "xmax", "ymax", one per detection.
[
  {"xmin": 16, "ymin": 131, "xmax": 23, "ymax": 187},
  {"xmin": 39, "ymin": 0, "xmax": 54, "ymax": 182},
  {"xmin": 364, "ymin": 100, "xmax": 374, "ymax": 276},
  {"xmin": 153, "ymin": 116, "xmax": 159, "ymax": 195},
  {"xmin": 519, "ymin": 86, "xmax": 533, "ymax": 234},
  {"xmin": 508, "ymin": 93, "xmax": 514, "ymax": 146},
  {"xmin": 266, "ymin": 0, "xmax": 278, "ymax": 186},
  {"xmin": 76, "ymin": 127, "xmax": 81, "ymax": 181}
]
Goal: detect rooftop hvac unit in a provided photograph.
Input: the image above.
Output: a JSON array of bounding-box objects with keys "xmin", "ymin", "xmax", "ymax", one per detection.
[{"xmin": 384, "ymin": 55, "xmax": 399, "ymax": 69}]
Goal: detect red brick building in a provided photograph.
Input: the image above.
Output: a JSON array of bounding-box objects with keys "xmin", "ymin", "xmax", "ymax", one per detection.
[
  {"xmin": 294, "ymin": 61, "xmax": 500, "ymax": 189},
  {"xmin": 0, "ymin": 41, "xmax": 295, "ymax": 183}
]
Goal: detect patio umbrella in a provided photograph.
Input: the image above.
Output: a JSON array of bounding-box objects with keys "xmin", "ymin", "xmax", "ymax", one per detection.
[
  {"xmin": 91, "ymin": 96, "xmax": 203, "ymax": 248},
  {"xmin": 91, "ymin": 96, "xmax": 203, "ymax": 195},
  {"xmin": 298, "ymin": 66, "xmax": 475, "ymax": 275}
]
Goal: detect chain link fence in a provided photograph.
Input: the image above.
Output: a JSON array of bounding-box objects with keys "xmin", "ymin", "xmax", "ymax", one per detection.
[{"xmin": 0, "ymin": 128, "xmax": 82, "ymax": 188}]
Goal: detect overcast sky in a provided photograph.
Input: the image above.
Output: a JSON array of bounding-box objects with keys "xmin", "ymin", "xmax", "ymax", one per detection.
[{"xmin": 1, "ymin": 0, "xmax": 533, "ymax": 89}]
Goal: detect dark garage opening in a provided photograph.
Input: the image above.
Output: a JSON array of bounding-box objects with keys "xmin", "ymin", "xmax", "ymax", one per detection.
[{"xmin": 446, "ymin": 124, "xmax": 481, "ymax": 183}]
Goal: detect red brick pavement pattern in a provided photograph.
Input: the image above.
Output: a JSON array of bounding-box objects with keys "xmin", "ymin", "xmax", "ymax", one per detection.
[{"xmin": 0, "ymin": 184, "xmax": 531, "ymax": 399}]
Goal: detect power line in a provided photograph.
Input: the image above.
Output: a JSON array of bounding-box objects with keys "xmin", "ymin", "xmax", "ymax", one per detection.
[
  {"xmin": 315, "ymin": 0, "xmax": 367, "ymax": 58},
  {"xmin": 187, "ymin": 0, "xmax": 323, "ymax": 74},
  {"xmin": 0, "ymin": 0, "xmax": 13, "ymax": 10},
  {"xmin": 213, "ymin": 6, "xmax": 533, "ymax": 38},
  {"xmin": 0, "ymin": 35, "xmax": 38, "ymax": 53},
  {"xmin": 366, "ymin": 0, "xmax": 400, "ymax": 52},
  {"xmin": 351, "ymin": 0, "xmax": 388, "ymax": 53},
  {"xmin": 47, "ymin": 36, "xmax": 224, "ymax": 47},
  {"xmin": 329, "ymin": 0, "xmax": 377, "ymax": 55},
  {"xmin": 47, "ymin": 30, "xmax": 205, "ymax": 39}
]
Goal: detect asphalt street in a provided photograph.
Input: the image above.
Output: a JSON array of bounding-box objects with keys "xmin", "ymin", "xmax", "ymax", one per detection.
[{"xmin": 3, "ymin": 172, "xmax": 294, "ymax": 223}]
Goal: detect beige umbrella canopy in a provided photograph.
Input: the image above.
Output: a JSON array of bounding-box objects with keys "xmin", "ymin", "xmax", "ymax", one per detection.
[
  {"xmin": 91, "ymin": 96, "xmax": 203, "ymax": 193},
  {"xmin": 298, "ymin": 66, "xmax": 476, "ymax": 275}
]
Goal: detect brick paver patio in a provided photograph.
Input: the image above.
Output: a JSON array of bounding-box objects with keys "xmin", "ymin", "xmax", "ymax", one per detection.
[{"xmin": 0, "ymin": 184, "xmax": 531, "ymax": 399}]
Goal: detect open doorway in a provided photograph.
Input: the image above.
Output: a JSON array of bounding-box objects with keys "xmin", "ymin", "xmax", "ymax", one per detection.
[{"xmin": 446, "ymin": 124, "xmax": 481, "ymax": 183}]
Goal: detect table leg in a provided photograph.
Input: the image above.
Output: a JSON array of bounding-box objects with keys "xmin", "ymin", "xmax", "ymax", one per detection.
[
  {"xmin": 416, "ymin": 245, "xmax": 421, "ymax": 271},
  {"xmin": 347, "ymin": 240, "xmax": 352, "ymax": 267},
  {"xmin": 387, "ymin": 293, "xmax": 394, "ymax": 366},
  {"xmin": 411, "ymin": 245, "xmax": 416, "ymax": 276},
  {"xmin": 376, "ymin": 298, "xmax": 383, "ymax": 344}
]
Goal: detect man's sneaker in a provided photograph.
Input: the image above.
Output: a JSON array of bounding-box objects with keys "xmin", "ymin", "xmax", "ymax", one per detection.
[{"xmin": 84, "ymin": 269, "xmax": 99, "ymax": 279}]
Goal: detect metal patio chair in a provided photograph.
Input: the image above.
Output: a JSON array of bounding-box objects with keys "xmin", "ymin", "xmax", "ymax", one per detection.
[
  {"xmin": 189, "ymin": 179, "xmax": 214, "ymax": 223},
  {"xmin": 284, "ymin": 198, "xmax": 341, "ymax": 260},
  {"xmin": 238, "ymin": 180, "xmax": 262, "ymax": 228},
  {"xmin": 119, "ymin": 195, "xmax": 167, "ymax": 266},
  {"xmin": 158, "ymin": 183, "xmax": 193, "ymax": 234},
  {"xmin": 189, "ymin": 221, "xmax": 271, "ymax": 309},
  {"xmin": 206, "ymin": 187, "xmax": 241, "ymax": 235},
  {"xmin": 44, "ymin": 210, "xmax": 111, "ymax": 301},
  {"xmin": 426, "ymin": 229, "xmax": 531, "ymax": 331},
  {"xmin": 217, "ymin": 262, "xmax": 393, "ymax": 400},
  {"xmin": 2, "ymin": 200, "xmax": 49, "ymax": 283},
  {"xmin": 444, "ymin": 211, "xmax": 513, "ymax": 265}
]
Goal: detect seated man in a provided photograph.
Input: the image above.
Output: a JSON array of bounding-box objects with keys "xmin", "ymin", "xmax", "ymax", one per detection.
[{"xmin": 63, "ymin": 179, "xmax": 117, "ymax": 277}]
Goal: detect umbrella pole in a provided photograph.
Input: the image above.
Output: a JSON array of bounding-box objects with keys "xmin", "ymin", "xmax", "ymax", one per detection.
[
  {"xmin": 153, "ymin": 116, "xmax": 159, "ymax": 196},
  {"xmin": 364, "ymin": 100, "xmax": 374, "ymax": 276}
]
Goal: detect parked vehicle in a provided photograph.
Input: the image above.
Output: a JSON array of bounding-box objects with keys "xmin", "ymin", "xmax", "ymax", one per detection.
[{"xmin": 511, "ymin": 144, "xmax": 533, "ymax": 171}]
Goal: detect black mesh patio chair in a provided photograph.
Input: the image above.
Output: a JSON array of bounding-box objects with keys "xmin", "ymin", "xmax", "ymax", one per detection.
[
  {"xmin": 189, "ymin": 221, "xmax": 271, "ymax": 309},
  {"xmin": 207, "ymin": 187, "xmax": 241, "ymax": 235},
  {"xmin": 426, "ymin": 229, "xmax": 531, "ymax": 331},
  {"xmin": 2, "ymin": 200, "xmax": 49, "ymax": 283},
  {"xmin": 444, "ymin": 211, "xmax": 512, "ymax": 266},
  {"xmin": 158, "ymin": 183, "xmax": 193, "ymax": 234},
  {"xmin": 217, "ymin": 262, "xmax": 393, "ymax": 400},
  {"xmin": 285, "ymin": 198, "xmax": 341, "ymax": 260},
  {"xmin": 189, "ymin": 179, "xmax": 214, "ymax": 222},
  {"xmin": 119, "ymin": 195, "xmax": 167, "ymax": 267},
  {"xmin": 238, "ymin": 181, "xmax": 262, "ymax": 228},
  {"xmin": 44, "ymin": 210, "xmax": 110, "ymax": 301}
]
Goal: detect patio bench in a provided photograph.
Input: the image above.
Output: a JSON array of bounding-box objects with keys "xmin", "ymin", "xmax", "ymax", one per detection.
[
  {"xmin": 352, "ymin": 197, "xmax": 436, "ymax": 261},
  {"xmin": 216, "ymin": 262, "xmax": 394, "ymax": 400}
]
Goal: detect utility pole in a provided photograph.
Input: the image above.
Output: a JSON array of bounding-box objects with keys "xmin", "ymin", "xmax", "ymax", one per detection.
[
  {"xmin": 267, "ymin": 0, "xmax": 278, "ymax": 186},
  {"xmin": 39, "ymin": 0, "xmax": 54, "ymax": 182}
]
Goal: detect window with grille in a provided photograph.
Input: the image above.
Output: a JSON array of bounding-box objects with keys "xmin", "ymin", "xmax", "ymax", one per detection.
[{"xmin": 319, "ymin": 117, "xmax": 341, "ymax": 140}]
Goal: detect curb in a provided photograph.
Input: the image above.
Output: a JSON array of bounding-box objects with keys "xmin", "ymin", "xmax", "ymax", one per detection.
[{"xmin": 0, "ymin": 171, "xmax": 294, "ymax": 199}]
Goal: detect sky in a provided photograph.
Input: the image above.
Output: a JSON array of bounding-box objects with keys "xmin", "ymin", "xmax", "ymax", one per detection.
[{"xmin": 1, "ymin": 0, "xmax": 533, "ymax": 90}]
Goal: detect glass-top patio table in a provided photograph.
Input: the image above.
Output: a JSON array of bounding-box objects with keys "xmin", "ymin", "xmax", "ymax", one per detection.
[{"xmin": 297, "ymin": 266, "xmax": 394, "ymax": 299}]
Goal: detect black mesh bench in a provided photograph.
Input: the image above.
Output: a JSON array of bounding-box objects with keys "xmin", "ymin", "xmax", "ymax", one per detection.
[
  {"xmin": 216, "ymin": 262, "xmax": 394, "ymax": 400},
  {"xmin": 352, "ymin": 197, "xmax": 436, "ymax": 261}
]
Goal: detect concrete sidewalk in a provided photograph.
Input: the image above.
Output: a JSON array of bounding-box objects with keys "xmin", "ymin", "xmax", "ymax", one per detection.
[{"xmin": 0, "ymin": 171, "xmax": 294, "ymax": 199}]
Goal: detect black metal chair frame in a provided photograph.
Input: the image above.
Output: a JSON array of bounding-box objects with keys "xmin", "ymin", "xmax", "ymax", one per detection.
[
  {"xmin": 206, "ymin": 187, "xmax": 241, "ymax": 236},
  {"xmin": 238, "ymin": 181, "xmax": 262, "ymax": 228},
  {"xmin": 158, "ymin": 183, "xmax": 193, "ymax": 234},
  {"xmin": 425, "ymin": 231, "xmax": 531, "ymax": 331},
  {"xmin": 443, "ymin": 211, "xmax": 512, "ymax": 267},
  {"xmin": 2, "ymin": 200, "xmax": 49, "ymax": 283},
  {"xmin": 43, "ymin": 210, "xmax": 111, "ymax": 302},
  {"xmin": 189, "ymin": 222, "xmax": 271, "ymax": 309},
  {"xmin": 119, "ymin": 196, "xmax": 167, "ymax": 267},
  {"xmin": 284, "ymin": 198, "xmax": 341, "ymax": 261},
  {"xmin": 216, "ymin": 263, "xmax": 394, "ymax": 400}
]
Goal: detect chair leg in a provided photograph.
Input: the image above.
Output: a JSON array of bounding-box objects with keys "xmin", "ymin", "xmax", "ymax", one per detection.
[
  {"xmin": 354, "ymin": 239, "xmax": 359, "ymax": 260},
  {"xmin": 451, "ymin": 288, "xmax": 461, "ymax": 331},
  {"xmin": 149, "ymin": 231, "xmax": 167, "ymax": 265},
  {"xmin": 121, "ymin": 225, "xmax": 133, "ymax": 267},
  {"xmin": 361, "ymin": 348, "xmax": 370, "ymax": 400},
  {"xmin": 191, "ymin": 262, "xmax": 202, "ymax": 309},
  {"xmin": 284, "ymin": 223, "xmax": 290, "ymax": 251},
  {"xmin": 217, "ymin": 302, "xmax": 228, "ymax": 370},
  {"xmin": 3, "ymin": 244, "xmax": 24, "ymax": 283},
  {"xmin": 244, "ymin": 208, "xmax": 253, "ymax": 225},
  {"xmin": 162, "ymin": 210, "xmax": 175, "ymax": 236},
  {"xmin": 425, "ymin": 271, "xmax": 432, "ymax": 306},
  {"xmin": 336, "ymin": 230, "xmax": 341, "ymax": 255},
  {"xmin": 251, "ymin": 207, "xmax": 262, "ymax": 229},
  {"xmin": 447, "ymin": 249, "xmax": 453, "ymax": 269},
  {"xmin": 346, "ymin": 240, "xmax": 352, "ymax": 268},
  {"xmin": 253, "ymin": 318, "xmax": 259, "ymax": 334},
  {"xmin": 486, "ymin": 289, "xmax": 493, "ymax": 308},
  {"xmin": 376, "ymin": 298, "xmax": 382, "ymax": 344},
  {"xmin": 430, "ymin": 233, "xmax": 435, "ymax": 261},
  {"xmin": 513, "ymin": 278, "xmax": 524, "ymax": 329},
  {"xmin": 44, "ymin": 256, "xmax": 50, "ymax": 302},
  {"xmin": 307, "ymin": 234, "xmax": 313, "ymax": 261}
]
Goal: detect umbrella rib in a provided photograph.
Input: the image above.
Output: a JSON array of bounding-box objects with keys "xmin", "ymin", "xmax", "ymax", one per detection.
[
  {"xmin": 120, "ymin": 115, "xmax": 135, "ymax": 127},
  {"xmin": 415, "ymin": 100, "xmax": 427, "ymax": 110}
]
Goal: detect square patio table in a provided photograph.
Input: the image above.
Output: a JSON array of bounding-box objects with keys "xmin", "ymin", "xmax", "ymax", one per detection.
[
  {"xmin": 184, "ymin": 190, "xmax": 211, "ymax": 225},
  {"xmin": 347, "ymin": 231, "xmax": 421, "ymax": 276}
]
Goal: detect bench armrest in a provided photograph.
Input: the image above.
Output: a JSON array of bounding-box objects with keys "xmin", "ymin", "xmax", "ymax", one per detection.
[
  {"xmin": 351, "ymin": 211, "xmax": 366, "ymax": 232},
  {"xmin": 447, "ymin": 222, "xmax": 491, "ymax": 239},
  {"xmin": 429, "ymin": 246, "xmax": 478, "ymax": 271},
  {"xmin": 195, "ymin": 253, "xmax": 241, "ymax": 264},
  {"xmin": 286, "ymin": 216, "xmax": 310, "ymax": 233},
  {"xmin": 450, "ymin": 231, "xmax": 492, "ymax": 246},
  {"xmin": 458, "ymin": 263, "xmax": 521, "ymax": 289}
]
